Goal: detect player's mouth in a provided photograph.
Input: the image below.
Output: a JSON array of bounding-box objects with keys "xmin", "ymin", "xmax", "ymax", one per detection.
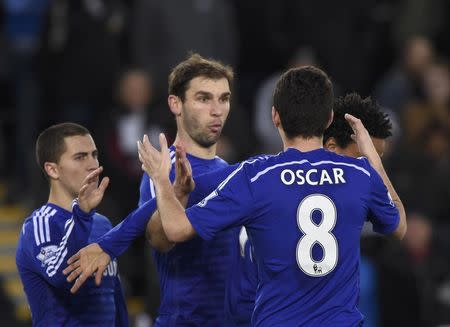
[{"xmin": 209, "ymin": 123, "xmax": 223, "ymax": 133}]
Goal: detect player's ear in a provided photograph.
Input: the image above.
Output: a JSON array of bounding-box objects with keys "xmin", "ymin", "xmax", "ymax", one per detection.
[
  {"xmin": 168, "ymin": 95, "xmax": 182, "ymax": 116},
  {"xmin": 44, "ymin": 162, "xmax": 59, "ymax": 180},
  {"xmin": 326, "ymin": 110, "xmax": 334, "ymax": 129},
  {"xmin": 324, "ymin": 137, "xmax": 337, "ymax": 152},
  {"xmin": 272, "ymin": 106, "xmax": 281, "ymax": 128}
]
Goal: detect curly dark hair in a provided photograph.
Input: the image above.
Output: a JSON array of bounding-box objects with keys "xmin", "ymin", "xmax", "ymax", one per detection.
[{"xmin": 324, "ymin": 93, "xmax": 392, "ymax": 148}]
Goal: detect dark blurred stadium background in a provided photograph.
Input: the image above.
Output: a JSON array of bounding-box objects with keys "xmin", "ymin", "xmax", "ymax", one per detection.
[{"xmin": 0, "ymin": 1, "xmax": 449, "ymax": 326}]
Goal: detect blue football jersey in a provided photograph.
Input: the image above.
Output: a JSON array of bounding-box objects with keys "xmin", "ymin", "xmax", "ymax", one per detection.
[
  {"xmin": 16, "ymin": 201, "xmax": 128, "ymax": 327},
  {"xmin": 186, "ymin": 148, "xmax": 400, "ymax": 327},
  {"xmin": 195, "ymin": 163, "xmax": 261, "ymax": 327},
  {"xmin": 139, "ymin": 146, "xmax": 234, "ymax": 327}
]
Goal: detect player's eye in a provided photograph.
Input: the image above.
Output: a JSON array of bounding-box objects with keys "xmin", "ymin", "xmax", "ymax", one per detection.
[
  {"xmin": 219, "ymin": 96, "xmax": 230, "ymax": 103},
  {"xmin": 75, "ymin": 154, "xmax": 87, "ymax": 160}
]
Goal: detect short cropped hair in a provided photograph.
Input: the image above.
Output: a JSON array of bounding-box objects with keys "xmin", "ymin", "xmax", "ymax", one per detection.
[
  {"xmin": 168, "ymin": 53, "xmax": 234, "ymax": 101},
  {"xmin": 324, "ymin": 93, "xmax": 392, "ymax": 148},
  {"xmin": 36, "ymin": 123, "xmax": 91, "ymax": 175},
  {"xmin": 273, "ymin": 66, "xmax": 333, "ymax": 138}
]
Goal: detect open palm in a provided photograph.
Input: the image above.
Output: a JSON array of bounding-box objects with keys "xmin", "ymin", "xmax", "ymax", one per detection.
[
  {"xmin": 138, "ymin": 133, "xmax": 172, "ymax": 183},
  {"xmin": 78, "ymin": 167, "xmax": 110, "ymax": 213},
  {"xmin": 63, "ymin": 243, "xmax": 111, "ymax": 293}
]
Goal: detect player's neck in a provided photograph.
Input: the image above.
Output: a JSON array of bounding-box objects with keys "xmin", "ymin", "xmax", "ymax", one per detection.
[
  {"xmin": 47, "ymin": 184, "xmax": 74, "ymax": 212},
  {"xmin": 173, "ymin": 133, "xmax": 217, "ymax": 160},
  {"xmin": 283, "ymin": 136, "xmax": 324, "ymax": 153}
]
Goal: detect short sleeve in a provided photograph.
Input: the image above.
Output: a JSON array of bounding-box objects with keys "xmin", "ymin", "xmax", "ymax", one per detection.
[{"xmin": 367, "ymin": 165, "xmax": 400, "ymax": 234}]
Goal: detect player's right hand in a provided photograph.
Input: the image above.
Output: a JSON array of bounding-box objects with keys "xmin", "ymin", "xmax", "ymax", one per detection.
[
  {"xmin": 78, "ymin": 167, "xmax": 110, "ymax": 213},
  {"xmin": 63, "ymin": 243, "xmax": 111, "ymax": 293}
]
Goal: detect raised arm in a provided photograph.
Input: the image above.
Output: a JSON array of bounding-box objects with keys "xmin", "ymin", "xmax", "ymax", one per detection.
[
  {"xmin": 345, "ymin": 113, "xmax": 407, "ymax": 239},
  {"xmin": 146, "ymin": 145, "xmax": 194, "ymax": 252},
  {"xmin": 138, "ymin": 134, "xmax": 196, "ymax": 242}
]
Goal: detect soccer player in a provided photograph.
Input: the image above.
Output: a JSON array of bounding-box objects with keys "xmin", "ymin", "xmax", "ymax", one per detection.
[
  {"xmin": 15, "ymin": 123, "xmax": 128, "ymax": 326},
  {"xmin": 64, "ymin": 54, "xmax": 236, "ymax": 326},
  {"xmin": 138, "ymin": 66, "xmax": 407, "ymax": 326},
  {"xmin": 324, "ymin": 92, "xmax": 392, "ymax": 158},
  {"xmin": 222, "ymin": 92, "xmax": 395, "ymax": 326}
]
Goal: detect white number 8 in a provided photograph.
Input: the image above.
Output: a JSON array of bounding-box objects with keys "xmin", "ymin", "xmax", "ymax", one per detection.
[{"xmin": 296, "ymin": 194, "xmax": 338, "ymax": 277}]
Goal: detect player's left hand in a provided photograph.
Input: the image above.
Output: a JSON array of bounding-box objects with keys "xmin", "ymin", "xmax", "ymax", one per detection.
[
  {"xmin": 63, "ymin": 243, "xmax": 111, "ymax": 293},
  {"xmin": 138, "ymin": 133, "xmax": 171, "ymax": 184},
  {"xmin": 77, "ymin": 167, "xmax": 110, "ymax": 213}
]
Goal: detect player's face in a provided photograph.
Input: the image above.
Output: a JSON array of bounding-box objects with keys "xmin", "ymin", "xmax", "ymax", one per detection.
[
  {"xmin": 180, "ymin": 77, "xmax": 231, "ymax": 148},
  {"xmin": 56, "ymin": 135, "xmax": 99, "ymax": 198},
  {"xmin": 328, "ymin": 137, "xmax": 386, "ymax": 158}
]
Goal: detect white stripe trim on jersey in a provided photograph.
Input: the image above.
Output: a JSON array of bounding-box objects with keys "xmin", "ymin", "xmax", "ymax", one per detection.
[
  {"xmin": 44, "ymin": 209, "xmax": 57, "ymax": 243},
  {"xmin": 46, "ymin": 218, "xmax": 75, "ymax": 277},
  {"xmin": 197, "ymin": 158, "xmax": 261, "ymax": 207},
  {"xmin": 149, "ymin": 178, "xmax": 156, "ymax": 199},
  {"xmin": 33, "ymin": 206, "xmax": 46, "ymax": 246},
  {"xmin": 170, "ymin": 150, "xmax": 176, "ymax": 164},
  {"xmin": 47, "ymin": 218, "xmax": 73, "ymax": 266},
  {"xmin": 39, "ymin": 207, "xmax": 51, "ymax": 244},
  {"xmin": 250, "ymin": 159, "xmax": 370, "ymax": 183},
  {"xmin": 148, "ymin": 150, "xmax": 176, "ymax": 199}
]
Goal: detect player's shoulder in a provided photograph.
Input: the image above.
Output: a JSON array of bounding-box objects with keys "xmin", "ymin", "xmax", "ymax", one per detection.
[
  {"xmin": 19, "ymin": 204, "xmax": 70, "ymax": 248},
  {"xmin": 238, "ymin": 152, "xmax": 282, "ymax": 175},
  {"xmin": 213, "ymin": 155, "xmax": 229, "ymax": 167},
  {"xmin": 322, "ymin": 151, "xmax": 373, "ymax": 176}
]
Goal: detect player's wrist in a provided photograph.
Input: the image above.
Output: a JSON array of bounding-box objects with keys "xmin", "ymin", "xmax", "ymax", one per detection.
[
  {"xmin": 155, "ymin": 176, "xmax": 172, "ymax": 189},
  {"xmin": 72, "ymin": 199, "xmax": 95, "ymax": 217}
]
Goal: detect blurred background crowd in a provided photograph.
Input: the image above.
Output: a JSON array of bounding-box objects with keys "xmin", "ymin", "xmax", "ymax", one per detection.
[{"xmin": 0, "ymin": 0, "xmax": 449, "ymax": 326}]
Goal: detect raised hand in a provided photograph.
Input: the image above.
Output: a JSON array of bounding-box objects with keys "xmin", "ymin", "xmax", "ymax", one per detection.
[
  {"xmin": 173, "ymin": 144, "xmax": 195, "ymax": 200},
  {"xmin": 344, "ymin": 113, "xmax": 382, "ymax": 166},
  {"xmin": 63, "ymin": 243, "xmax": 111, "ymax": 293},
  {"xmin": 138, "ymin": 134, "xmax": 172, "ymax": 184},
  {"xmin": 78, "ymin": 167, "xmax": 110, "ymax": 213}
]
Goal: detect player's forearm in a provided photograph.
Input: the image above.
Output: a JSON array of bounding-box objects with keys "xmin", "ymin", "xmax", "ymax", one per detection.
[
  {"xmin": 146, "ymin": 211, "xmax": 175, "ymax": 252},
  {"xmin": 154, "ymin": 178, "xmax": 195, "ymax": 242},
  {"xmin": 97, "ymin": 199, "xmax": 158, "ymax": 258},
  {"xmin": 146, "ymin": 189, "xmax": 190, "ymax": 251},
  {"xmin": 370, "ymin": 161, "xmax": 407, "ymax": 239}
]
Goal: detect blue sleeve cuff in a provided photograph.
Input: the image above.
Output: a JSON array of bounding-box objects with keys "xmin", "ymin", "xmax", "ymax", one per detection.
[
  {"xmin": 97, "ymin": 238, "xmax": 117, "ymax": 260},
  {"xmin": 72, "ymin": 199, "xmax": 96, "ymax": 220}
]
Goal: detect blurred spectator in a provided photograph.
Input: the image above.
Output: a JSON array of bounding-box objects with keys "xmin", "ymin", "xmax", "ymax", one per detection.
[
  {"xmin": 99, "ymin": 69, "xmax": 166, "ymax": 220},
  {"xmin": 253, "ymin": 47, "xmax": 338, "ymax": 154},
  {"xmin": 374, "ymin": 35, "xmax": 434, "ymax": 114},
  {"xmin": 403, "ymin": 212, "xmax": 450, "ymax": 326},
  {"xmin": 98, "ymin": 69, "xmax": 168, "ymax": 322},
  {"xmin": 130, "ymin": 0, "xmax": 238, "ymax": 101},
  {"xmin": 388, "ymin": 118, "xmax": 450, "ymax": 227},
  {"xmin": 361, "ymin": 234, "xmax": 424, "ymax": 326},
  {"xmin": 2, "ymin": 0, "xmax": 50, "ymax": 203},
  {"xmin": 38, "ymin": 0, "xmax": 125, "ymax": 130},
  {"xmin": 393, "ymin": 0, "xmax": 447, "ymax": 49},
  {"xmin": 402, "ymin": 60, "xmax": 450, "ymax": 142}
]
